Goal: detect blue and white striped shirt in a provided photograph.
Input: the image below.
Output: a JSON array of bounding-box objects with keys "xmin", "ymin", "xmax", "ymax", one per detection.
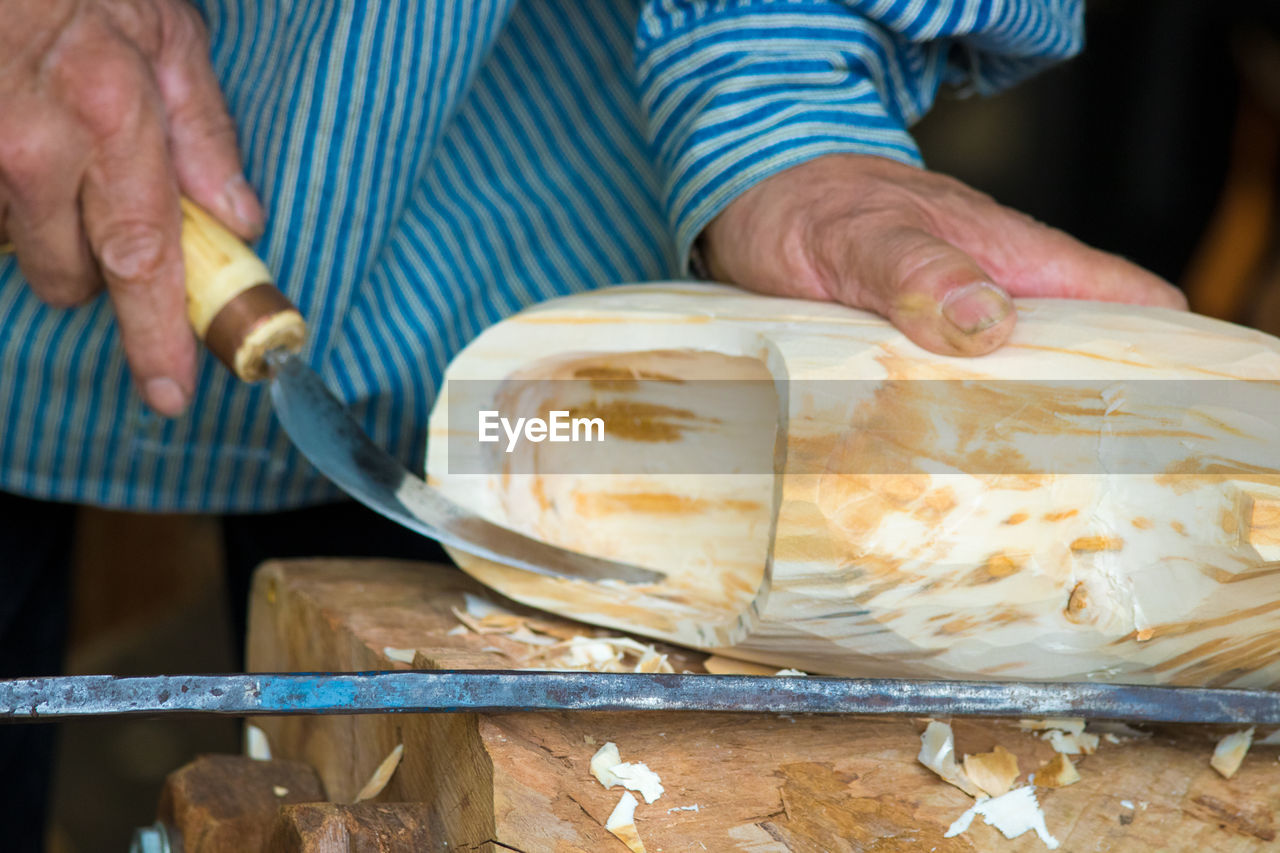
[{"xmin": 0, "ymin": 0, "xmax": 1081, "ymax": 511}]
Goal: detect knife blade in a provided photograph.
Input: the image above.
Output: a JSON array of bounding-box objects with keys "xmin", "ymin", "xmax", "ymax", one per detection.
[
  {"xmin": 0, "ymin": 200, "xmax": 664, "ymax": 585},
  {"xmin": 2, "ymin": 671, "xmax": 1277, "ymax": 723},
  {"xmin": 263, "ymin": 351, "xmax": 664, "ymax": 583}
]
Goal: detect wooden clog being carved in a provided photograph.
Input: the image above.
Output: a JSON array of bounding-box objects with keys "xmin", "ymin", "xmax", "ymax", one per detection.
[{"xmin": 426, "ymin": 283, "xmax": 1280, "ymax": 687}]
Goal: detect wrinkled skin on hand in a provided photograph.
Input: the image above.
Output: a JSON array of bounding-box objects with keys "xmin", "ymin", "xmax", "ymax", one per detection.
[
  {"xmin": 0, "ymin": 0, "xmax": 262, "ymax": 415},
  {"xmin": 700, "ymin": 154, "xmax": 1188, "ymax": 357}
]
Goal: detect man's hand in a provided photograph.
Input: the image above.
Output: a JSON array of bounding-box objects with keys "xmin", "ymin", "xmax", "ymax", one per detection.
[
  {"xmin": 0, "ymin": 0, "xmax": 263, "ymax": 415},
  {"xmin": 701, "ymin": 154, "xmax": 1187, "ymax": 356}
]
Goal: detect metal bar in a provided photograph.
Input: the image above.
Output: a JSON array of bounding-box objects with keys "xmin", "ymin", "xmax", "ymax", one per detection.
[{"xmin": 3, "ymin": 671, "xmax": 1278, "ymax": 723}]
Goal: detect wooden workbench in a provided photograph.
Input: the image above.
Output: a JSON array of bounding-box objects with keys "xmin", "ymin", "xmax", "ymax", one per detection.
[{"xmin": 242, "ymin": 559, "xmax": 1280, "ymax": 851}]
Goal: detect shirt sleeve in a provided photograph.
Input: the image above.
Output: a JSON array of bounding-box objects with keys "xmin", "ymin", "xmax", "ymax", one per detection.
[{"xmin": 634, "ymin": 0, "xmax": 1084, "ymax": 268}]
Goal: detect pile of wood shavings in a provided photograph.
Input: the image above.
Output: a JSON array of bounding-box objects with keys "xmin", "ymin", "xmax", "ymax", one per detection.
[
  {"xmin": 919, "ymin": 719, "xmax": 1103, "ymax": 850},
  {"xmin": 921, "ymin": 716, "xmax": 1266, "ymax": 848},
  {"xmin": 450, "ymin": 594, "xmax": 675, "ymax": 673},
  {"xmin": 592, "ymin": 741, "xmax": 665, "ymax": 852}
]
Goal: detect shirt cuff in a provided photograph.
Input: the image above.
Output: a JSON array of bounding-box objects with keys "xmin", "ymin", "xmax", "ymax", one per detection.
[{"xmin": 635, "ymin": 2, "xmax": 1081, "ymax": 272}]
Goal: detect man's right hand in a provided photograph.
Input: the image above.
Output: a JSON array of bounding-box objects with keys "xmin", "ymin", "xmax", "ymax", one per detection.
[{"xmin": 0, "ymin": 0, "xmax": 263, "ymax": 416}]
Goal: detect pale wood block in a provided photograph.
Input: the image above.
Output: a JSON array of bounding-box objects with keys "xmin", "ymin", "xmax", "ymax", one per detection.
[{"xmin": 428, "ymin": 285, "xmax": 1280, "ymax": 688}]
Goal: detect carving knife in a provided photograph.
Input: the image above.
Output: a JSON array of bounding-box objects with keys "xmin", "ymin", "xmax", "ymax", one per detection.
[
  {"xmin": 2, "ymin": 671, "xmax": 1278, "ymax": 723},
  {"xmin": 2, "ymin": 203, "xmax": 662, "ymax": 585}
]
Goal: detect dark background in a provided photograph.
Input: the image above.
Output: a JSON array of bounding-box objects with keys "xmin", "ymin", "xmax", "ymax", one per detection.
[{"xmin": 916, "ymin": 0, "xmax": 1280, "ymax": 328}]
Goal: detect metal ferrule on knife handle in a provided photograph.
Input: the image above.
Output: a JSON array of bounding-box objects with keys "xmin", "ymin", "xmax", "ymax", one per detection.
[{"xmin": 179, "ymin": 198, "xmax": 306, "ymax": 381}]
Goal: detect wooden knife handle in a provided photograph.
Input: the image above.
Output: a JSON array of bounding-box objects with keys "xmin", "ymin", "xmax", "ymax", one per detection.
[
  {"xmin": 0, "ymin": 199, "xmax": 306, "ymax": 382},
  {"xmin": 180, "ymin": 198, "xmax": 305, "ymax": 381}
]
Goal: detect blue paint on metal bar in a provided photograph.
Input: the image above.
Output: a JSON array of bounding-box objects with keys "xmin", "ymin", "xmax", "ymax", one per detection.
[{"xmin": 2, "ymin": 671, "xmax": 1279, "ymax": 724}]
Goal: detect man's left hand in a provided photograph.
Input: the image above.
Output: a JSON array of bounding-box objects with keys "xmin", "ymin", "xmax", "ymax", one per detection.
[{"xmin": 700, "ymin": 154, "xmax": 1187, "ymax": 356}]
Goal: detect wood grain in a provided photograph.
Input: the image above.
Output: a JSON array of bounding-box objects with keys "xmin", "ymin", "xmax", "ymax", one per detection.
[
  {"xmin": 247, "ymin": 558, "xmax": 1280, "ymax": 852},
  {"xmin": 268, "ymin": 802, "xmax": 435, "ymax": 852},
  {"xmin": 157, "ymin": 754, "xmax": 325, "ymax": 853}
]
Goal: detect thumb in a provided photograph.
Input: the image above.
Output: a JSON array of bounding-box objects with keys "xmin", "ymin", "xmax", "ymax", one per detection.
[
  {"xmin": 843, "ymin": 226, "xmax": 1016, "ymax": 357},
  {"xmin": 966, "ymin": 212, "xmax": 1187, "ymax": 310}
]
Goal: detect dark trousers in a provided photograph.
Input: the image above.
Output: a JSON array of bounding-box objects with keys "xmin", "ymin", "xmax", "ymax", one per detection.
[
  {"xmin": 1, "ymin": 491, "xmax": 450, "ymax": 852},
  {"xmin": 0, "ymin": 492, "xmax": 76, "ymax": 853}
]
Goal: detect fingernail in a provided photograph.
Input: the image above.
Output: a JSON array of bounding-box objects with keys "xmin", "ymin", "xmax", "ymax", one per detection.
[
  {"xmin": 144, "ymin": 377, "xmax": 188, "ymax": 417},
  {"xmin": 941, "ymin": 282, "xmax": 1012, "ymax": 335},
  {"xmin": 223, "ymin": 175, "xmax": 265, "ymax": 237}
]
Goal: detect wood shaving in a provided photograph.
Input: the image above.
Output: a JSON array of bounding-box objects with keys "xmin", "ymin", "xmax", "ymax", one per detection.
[
  {"xmin": 450, "ymin": 600, "xmax": 671, "ymax": 672},
  {"xmin": 382, "ymin": 646, "xmax": 416, "ymax": 664},
  {"xmin": 1211, "ymin": 728, "xmax": 1254, "ymax": 779},
  {"xmin": 1034, "ymin": 753, "xmax": 1080, "ymax": 788},
  {"xmin": 462, "ymin": 592, "xmax": 506, "ymax": 619},
  {"xmin": 962, "ymin": 745, "xmax": 1020, "ymax": 797},
  {"xmin": 612, "ymin": 762, "xmax": 665, "ymax": 804},
  {"xmin": 592, "ymin": 742, "xmax": 623, "ymax": 787},
  {"xmin": 591, "ymin": 741, "xmax": 664, "ymax": 803},
  {"xmin": 245, "ymin": 725, "xmax": 271, "ymax": 761},
  {"xmin": 354, "ymin": 743, "xmax": 404, "ymax": 803},
  {"xmin": 605, "ymin": 792, "xmax": 647, "ymax": 853},
  {"xmin": 1088, "ymin": 721, "xmax": 1151, "ymax": 741},
  {"xmin": 699, "ymin": 656, "xmax": 808, "ymax": 676},
  {"xmin": 635, "ymin": 650, "xmax": 671, "ymax": 673},
  {"xmin": 1042, "ymin": 730, "xmax": 1099, "ymax": 755},
  {"xmin": 524, "ymin": 636, "xmax": 676, "ymax": 674},
  {"xmin": 917, "ymin": 720, "xmax": 981, "ymax": 797},
  {"xmin": 451, "ymin": 592, "xmax": 556, "ymax": 636},
  {"xmin": 504, "ymin": 625, "xmax": 560, "ymax": 646},
  {"xmin": 1019, "ymin": 718, "xmax": 1086, "ymax": 735},
  {"xmin": 450, "ymin": 606, "xmax": 526, "ymax": 635},
  {"xmin": 945, "ymin": 786, "xmax": 1059, "ymax": 849},
  {"xmin": 700, "ymin": 656, "xmax": 778, "ymax": 676}
]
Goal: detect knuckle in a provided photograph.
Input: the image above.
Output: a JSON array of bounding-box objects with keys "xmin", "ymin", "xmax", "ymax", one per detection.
[
  {"xmin": 889, "ymin": 230, "xmax": 953, "ymax": 281},
  {"xmin": 96, "ymin": 221, "xmax": 168, "ymax": 282},
  {"xmin": 0, "ymin": 119, "xmax": 71, "ymax": 189},
  {"xmin": 57, "ymin": 53, "xmax": 150, "ymax": 138},
  {"xmin": 81, "ymin": 74, "xmax": 146, "ymax": 137}
]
